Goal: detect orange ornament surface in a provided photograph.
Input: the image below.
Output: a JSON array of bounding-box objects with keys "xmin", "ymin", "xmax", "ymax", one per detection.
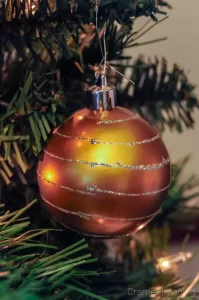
[{"xmin": 37, "ymin": 107, "xmax": 171, "ymax": 237}]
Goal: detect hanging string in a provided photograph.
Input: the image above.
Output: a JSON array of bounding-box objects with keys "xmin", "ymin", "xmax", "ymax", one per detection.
[
  {"xmin": 103, "ymin": 23, "xmax": 107, "ymax": 75},
  {"xmin": 94, "ymin": 0, "xmax": 135, "ymax": 85},
  {"xmin": 95, "ymin": 0, "xmax": 105, "ymax": 65},
  {"xmin": 107, "ymin": 63, "xmax": 135, "ymax": 86}
]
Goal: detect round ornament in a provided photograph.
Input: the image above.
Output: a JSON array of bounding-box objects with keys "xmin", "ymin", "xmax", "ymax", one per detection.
[{"xmin": 37, "ymin": 75, "xmax": 171, "ymax": 237}]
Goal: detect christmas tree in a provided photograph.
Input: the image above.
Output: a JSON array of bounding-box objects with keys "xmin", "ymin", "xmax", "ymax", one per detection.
[{"xmin": 0, "ymin": 0, "xmax": 199, "ymax": 299}]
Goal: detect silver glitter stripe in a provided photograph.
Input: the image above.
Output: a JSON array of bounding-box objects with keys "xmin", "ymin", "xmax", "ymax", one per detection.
[
  {"xmin": 37, "ymin": 171, "xmax": 94, "ymax": 196},
  {"xmin": 43, "ymin": 150, "xmax": 170, "ymax": 171},
  {"xmin": 97, "ymin": 115, "xmax": 139, "ymax": 124},
  {"xmin": 76, "ymin": 113, "xmax": 139, "ymax": 124},
  {"xmin": 86, "ymin": 182, "xmax": 170, "ymax": 196},
  {"xmin": 41, "ymin": 194, "xmax": 161, "ymax": 221},
  {"xmin": 55, "ymin": 131, "xmax": 160, "ymax": 147},
  {"xmin": 37, "ymin": 171, "xmax": 170, "ymax": 197}
]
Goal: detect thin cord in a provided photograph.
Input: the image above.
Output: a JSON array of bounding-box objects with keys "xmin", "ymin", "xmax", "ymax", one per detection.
[
  {"xmin": 107, "ymin": 63, "xmax": 135, "ymax": 85},
  {"xmin": 103, "ymin": 23, "xmax": 107, "ymax": 74},
  {"xmin": 95, "ymin": 57, "xmax": 104, "ymax": 72},
  {"xmin": 95, "ymin": 0, "xmax": 98, "ymax": 30},
  {"xmin": 95, "ymin": 0, "xmax": 135, "ymax": 85},
  {"xmin": 95, "ymin": 0, "xmax": 105, "ymax": 64}
]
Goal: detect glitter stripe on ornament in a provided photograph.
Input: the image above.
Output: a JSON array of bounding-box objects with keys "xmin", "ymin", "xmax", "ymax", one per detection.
[
  {"xmin": 41, "ymin": 194, "xmax": 161, "ymax": 221},
  {"xmin": 97, "ymin": 115, "xmax": 139, "ymax": 124},
  {"xmin": 43, "ymin": 150, "xmax": 170, "ymax": 171},
  {"xmin": 75, "ymin": 113, "xmax": 140, "ymax": 124},
  {"xmin": 86, "ymin": 182, "xmax": 170, "ymax": 196},
  {"xmin": 55, "ymin": 131, "xmax": 160, "ymax": 147},
  {"xmin": 37, "ymin": 171, "xmax": 170, "ymax": 197},
  {"xmin": 37, "ymin": 171, "xmax": 95, "ymax": 196}
]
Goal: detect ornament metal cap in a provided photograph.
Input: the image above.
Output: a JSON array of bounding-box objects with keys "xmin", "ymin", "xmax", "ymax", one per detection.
[{"xmin": 86, "ymin": 72, "xmax": 117, "ymax": 111}]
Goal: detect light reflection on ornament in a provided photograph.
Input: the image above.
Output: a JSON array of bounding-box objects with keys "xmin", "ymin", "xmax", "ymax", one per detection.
[
  {"xmin": 77, "ymin": 115, "xmax": 84, "ymax": 120},
  {"xmin": 77, "ymin": 141, "xmax": 83, "ymax": 147},
  {"xmin": 43, "ymin": 168, "xmax": 56, "ymax": 182},
  {"xmin": 90, "ymin": 146, "xmax": 111, "ymax": 164},
  {"xmin": 97, "ymin": 218, "xmax": 104, "ymax": 224},
  {"xmin": 137, "ymin": 224, "xmax": 144, "ymax": 231},
  {"xmin": 82, "ymin": 175, "xmax": 90, "ymax": 184}
]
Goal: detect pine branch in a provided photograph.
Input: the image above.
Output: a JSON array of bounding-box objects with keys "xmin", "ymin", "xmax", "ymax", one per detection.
[
  {"xmin": 0, "ymin": 4, "xmax": 170, "ymax": 106},
  {"xmin": 2, "ymin": 0, "xmax": 166, "ymax": 24},
  {"xmin": 0, "ymin": 71, "xmax": 67, "ymax": 183},
  {"xmin": 0, "ymin": 0, "xmax": 166, "ymax": 72},
  {"xmin": 151, "ymin": 156, "xmax": 199, "ymax": 226},
  {"xmin": 0, "ymin": 200, "xmax": 106, "ymax": 300},
  {"xmin": 115, "ymin": 57, "xmax": 199, "ymax": 132},
  {"xmin": 157, "ymin": 0, "xmax": 172, "ymax": 9}
]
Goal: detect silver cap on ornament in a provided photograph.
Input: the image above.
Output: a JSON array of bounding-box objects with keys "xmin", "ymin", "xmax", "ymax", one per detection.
[{"xmin": 86, "ymin": 70, "xmax": 117, "ymax": 111}]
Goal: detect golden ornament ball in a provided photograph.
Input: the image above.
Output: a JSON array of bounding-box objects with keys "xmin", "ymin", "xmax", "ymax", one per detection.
[{"xmin": 37, "ymin": 76, "xmax": 171, "ymax": 237}]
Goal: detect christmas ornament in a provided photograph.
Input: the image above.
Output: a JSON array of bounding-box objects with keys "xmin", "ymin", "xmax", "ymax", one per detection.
[{"xmin": 37, "ymin": 74, "xmax": 171, "ymax": 237}]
